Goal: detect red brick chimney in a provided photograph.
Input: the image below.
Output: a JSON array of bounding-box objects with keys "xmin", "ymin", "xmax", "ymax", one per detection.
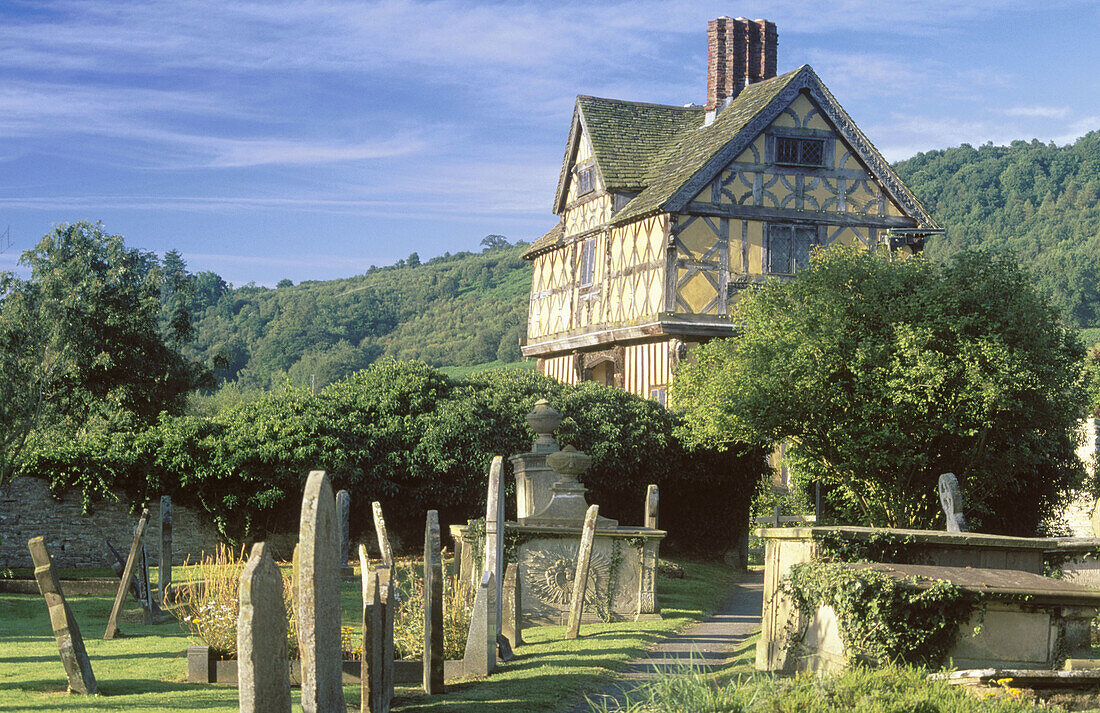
[{"xmin": 706, "ymin": 17, "xmax": 777, "ymax": 114}]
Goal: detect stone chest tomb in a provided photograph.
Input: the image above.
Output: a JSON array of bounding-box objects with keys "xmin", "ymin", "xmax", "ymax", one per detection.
[{"xmin": 450, "ymin": 400, "xmax": 664, "ymax": 624}]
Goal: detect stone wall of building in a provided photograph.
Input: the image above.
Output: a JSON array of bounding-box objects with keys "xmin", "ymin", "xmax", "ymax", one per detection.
[
  {"xmin": 1066, "ymin": 418, "xmax": 1099, "ymax": 537},
  {"xmin": 0, "ymin": 476, "xmax": 226, "ymax": 569}
]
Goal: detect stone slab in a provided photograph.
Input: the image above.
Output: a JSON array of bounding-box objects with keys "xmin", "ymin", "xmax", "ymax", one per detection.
[{"xmin": 28, "ymin": 536, "xmax": 98, "ymax": 694}]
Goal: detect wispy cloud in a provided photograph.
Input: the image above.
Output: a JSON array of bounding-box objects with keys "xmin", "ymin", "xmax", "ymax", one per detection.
[{"xmin": 1005, "ymin": 105, "xmax": 1071, "ymax": 119}]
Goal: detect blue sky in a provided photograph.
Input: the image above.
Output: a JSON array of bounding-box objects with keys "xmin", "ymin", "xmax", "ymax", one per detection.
[{"xmin": 1, "ymin": 0, "xmax": 1098, "ymax": 286}]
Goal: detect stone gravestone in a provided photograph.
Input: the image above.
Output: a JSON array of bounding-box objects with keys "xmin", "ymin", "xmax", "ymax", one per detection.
[
  {"xmin": 484, "ymin": 456, "xmax": 505, "ymax": 641},
  {"xmin": 502, "ymin": 562, "xmax": 524, "ymax": 649},
  {"xmin": 423, "ymin": 510, "xmax": 444, "ymax": 694},
  {"xmin": 237, "ymin": 542, "xmax": 291, "ymax": 713},
  {"xmin": 298, "ymin": 470, "xmax": 347, "ymax": 713},
  {"xmin": 104, "ymin": 539, "xmax": 144, "ymax": 607},
  {"xmin": 104, "ymin": 507, "xmax": 150, "ymax": 639},
  {"xmin": 361, "ymin": 566, "xmax": 394, "ymax": 713},
  {"xmin": 938, "ymin": 472, "xmax": 968, "ymax": 533},
  {"xmin": 28, "ymin": 536, "xmax": 98, "ymax": 694},
  {"xmin": 336, "ymin": 489, "xmax": 351, "ymax": 573},
  {"xmin": 644, "ymin": 484, "xmax": 659, "ymax": 530},
  {"xmin": 463, "ymin": 570, "xmax": 497, "ymax": 676},
  {"xmin": 361, "ymin": 568, "xmax": 383, "ymax": 713},
  {"xmin": 372, "ymin": 501, "xmax": 395, "ymax": 568},
  {"xmin": 566, "ymin": 505, "xmax": 600, "ymax": 640},
  {"xmin": 159, "ymin": 495, "xmax": 172, "ymax": 604}
]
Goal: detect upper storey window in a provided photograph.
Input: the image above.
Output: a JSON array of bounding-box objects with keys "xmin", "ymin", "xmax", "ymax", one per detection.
[
  {"xmin": 775, "ymin": 136, "xmax": 825, "ymax": 167},
  {"xmin": 767, "ymin": 224, "xmax": 816, "ymax": 275},
  {"xmin": 576, "ymin": 165, "xmax": 595, "ymax": 196},
  {"xmin": 579, "ymin": 238, "xmax": 597, "ymax": 287}
]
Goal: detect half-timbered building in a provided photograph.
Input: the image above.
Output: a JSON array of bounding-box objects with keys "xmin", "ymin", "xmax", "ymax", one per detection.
[{"xmin": 521, "ymin": 17, "xmax": 940, "ymax": 402}]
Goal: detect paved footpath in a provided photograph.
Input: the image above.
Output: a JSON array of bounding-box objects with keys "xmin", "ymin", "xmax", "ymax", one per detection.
[{"xmin": 570, "ymin": 572, "xmax": 764, "ymax": 712}]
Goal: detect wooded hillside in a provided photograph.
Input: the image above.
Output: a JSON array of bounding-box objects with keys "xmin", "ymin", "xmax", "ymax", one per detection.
[
  {"xmin": 893, "ymin": 131, "xmax": 1100, "ymax": 328},
  {"xmin": 183, "ymin": 240, "xmax": 534, "ymax": 391}
]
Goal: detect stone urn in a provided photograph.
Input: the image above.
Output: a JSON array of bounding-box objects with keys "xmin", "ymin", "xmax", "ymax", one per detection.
[
  {"xmin": 527, "ymin": 445, "xmax": 617, "ymax": 528},
  {"xmin": 526, "ymin": 399, "xmax": 562, "ymax": 453}
]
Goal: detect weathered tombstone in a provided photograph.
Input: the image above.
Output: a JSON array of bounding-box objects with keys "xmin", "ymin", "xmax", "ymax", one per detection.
[
  {"xmin": 372, "ymin": 501, "xmax": 395, "ymax": 568},
  {"xmin": 938, "ymin": 472, "xmax": 968, "ymax": 533},
  {"xmin": 361, "ymin": 566, "xmax": 394, "ymax": 712},
  {"xmin": 463, "ymin": 570, "xmax": 497, "ymax": 676},
  {"xmin": 160, "ymin": 495, "xmax": 172, "ymax": 604},
  {"xmin": 28, "ymin": 536, "xmax": 98, "ymax": 694},
  {"xmin": 423, "ymin": 510, "xmax": 444, "ymax": 694},
  {"xmin": 361, "ymin": 568, "xmax": 384, "ymax": 713},
  {"xmin": 237, "ymin": 542, "xmax": 291, "ymax": 713},
  {"xmin": 104, "ymin": 507, "xmax": 150, "ymax": 639},
  {"xmin": 565, "ymin": 505, "xmax": 600, "ymax": 639},
  {"xmin": 502, "ymin": 561, "xmax": 523, "ymax": 649},
  {"xmin": 298, "ymin": 470, "xmax": 347, "ymax": 713},
  {"xmin": 104, "ymin": 538, "xmax": 143, "ymax": 604},
  {"xmin": 484, "ymin": 456, "xmax": 505, "ymax": 640},
  {"xmin": 644, "ymin": 484, "xmax": 659, "ymax": 530},
  {"xmin": 336, "ymin": 489, "xmax": 350, "ymax": 572}
]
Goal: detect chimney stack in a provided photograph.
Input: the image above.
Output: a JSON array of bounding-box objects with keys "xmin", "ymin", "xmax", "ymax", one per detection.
[{"xmin": 706, "ymin": 17, "xmax": 777, "ymax": 115}]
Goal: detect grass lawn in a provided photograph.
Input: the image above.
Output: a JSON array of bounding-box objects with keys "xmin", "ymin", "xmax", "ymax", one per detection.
[{"xmin": 0, "ymin": 559, "xmax": 737, "ymax": 712}]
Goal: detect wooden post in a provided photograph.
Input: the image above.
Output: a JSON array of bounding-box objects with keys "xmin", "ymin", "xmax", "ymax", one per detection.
[
  {"xmin": 104, "ymin": 508, "xmax": 150, "ymax": 639},
  {"xmin": 28, "ymin": 537, "xmax": 98, "ymax": 694},
  {"xmin": 565, "ymin": 505, "xmax": 599, "ymax": 639}
]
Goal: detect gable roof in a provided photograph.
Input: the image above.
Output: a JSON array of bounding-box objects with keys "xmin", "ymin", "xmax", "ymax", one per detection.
[{"xmin": 526, "ymin": 65, "xmax": 938, "ymax": 260}]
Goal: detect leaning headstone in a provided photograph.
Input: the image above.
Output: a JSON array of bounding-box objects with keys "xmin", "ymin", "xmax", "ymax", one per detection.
[
  {"xmin": 28, "ymin": 536, "xmax": 98, "ymax": 694},
  {"xmin": 160, "ymin": 495, "xmax": 172, "ymax": 604},
  {"xmin": 423, "ymin": 510, "xmax": 444, "ymax": 694},
  {"xmin": 463, "ymin": 570, "xmax": 497, "ymax": 676},
  {"xmin": 502, "ymin": 561, "xmax": 523, "ymax": 650},
  {"xmin": 336, "ymin": 489, "xmax": 350, "ymax": 572},
  {"xmin": 566, "ymin": 505, "xmax": 600, "ymax": 639},
  {"xmin": 938, "ymin": 472, "xmax": 968, "ymax": 533},
  {"xmin": 372, "ymin": 501, "xmax": 394, "ymax": 568},
  {"xmin": 644, "ymin": 484, "xmax": 659, "ymax": 530},
  {"xmin": 104, "ymin": 507, "xmax": 150, "ymax": 639},
  {"xmin": 237, "ymin": 542, "xmax": 291, "ymax": 713},
  {"xmin": 484, "ymin": 456, "xmax": 505, "ymax": 640},
  {"xmin": 139, "ymin": 543, "xmax": 154, "ymax": 624},
  {"xmin": 105, "ymin": 539, "xmax": 143, "ymax": 605},
  {"xmin": 298, "ymin": 470, "xmax": 347, "ymax": 713}
]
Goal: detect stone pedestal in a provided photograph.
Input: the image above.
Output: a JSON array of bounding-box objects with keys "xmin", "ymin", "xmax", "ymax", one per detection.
[{"xmin": 513, "ymin": 399, "xmax": 562, "ymax": 521}]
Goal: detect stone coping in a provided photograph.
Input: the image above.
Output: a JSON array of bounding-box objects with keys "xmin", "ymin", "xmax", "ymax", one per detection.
[
  {"xmin": 755, "ymin": 525, "xmax": 1053, "ymax": 549},
  {"xmin": 845, "ymin": 562, "xmax": 1100, "ymax": 605},
  {"xmin": 932, "ymin": 668, "xmax": 1100, "ymax": 688},
  {"xmin": 449, "ymin": 522, "xmax": 666, "ymax": 539},
  {"xmin": 1044, "ymin": 538, "xmax": 1100, "ymax": 552}
]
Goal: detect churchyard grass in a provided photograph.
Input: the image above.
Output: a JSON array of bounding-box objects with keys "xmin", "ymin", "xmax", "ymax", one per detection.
[
  {"xmin": 588, "ymin": 662, "xmax": 1064, "ymax": 713},
  {"xmin": 0, "ymin": 559, "xmax": 734, "ymax": 712}
]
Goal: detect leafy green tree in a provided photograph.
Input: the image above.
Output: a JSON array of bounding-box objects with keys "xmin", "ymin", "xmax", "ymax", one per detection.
[
  {"xmin": 673, "ymin": 246, "xmax": 1087, "ymax": 536},
  {"xmin": 18, "ymin": 222, "xmax": 201, "ymax": 432}
]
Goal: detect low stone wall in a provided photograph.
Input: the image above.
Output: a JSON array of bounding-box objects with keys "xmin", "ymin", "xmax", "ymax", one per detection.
[{"xmin": 0, "ymin": 476, "xmax": 225, "ymax": 569}]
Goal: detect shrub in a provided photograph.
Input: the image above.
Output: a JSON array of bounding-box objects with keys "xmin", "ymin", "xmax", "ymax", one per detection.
[{"xmin": 21, "ymin": 359, "xmax": 767, "ymax": 554}]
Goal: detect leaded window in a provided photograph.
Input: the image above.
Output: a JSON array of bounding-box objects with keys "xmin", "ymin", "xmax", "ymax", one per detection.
[
  {"xmin": 775, "ymin": 136, "xmax": 825, "ymax": 167},
  {"xmin": 576, "ymin": 165, "xmax": 595, "ymax": 195},
  {"xmin": 766, "ymin": 224, "xmax": 817, "ymax": 274},
  {"xmin": 579, "ymin": 237, "xmax": 597, "ymax": 287}
]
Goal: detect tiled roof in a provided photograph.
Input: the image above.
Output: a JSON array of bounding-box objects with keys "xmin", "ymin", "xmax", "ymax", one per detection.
[
  {"xmin": 580, "ymin": 97, "xmax": 705, "ymax": 191},
  {"xmin": 612, "ymin": 68, "xmax": 801, "ymax": 225},
  {"xmin": 524, "ymin": 222, "xmax": 564, "ymax": 259}
]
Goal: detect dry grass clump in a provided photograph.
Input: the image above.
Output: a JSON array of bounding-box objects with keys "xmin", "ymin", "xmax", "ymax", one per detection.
[
  {"xmin": 173, "ymin": 544, "xmax": 298, "ymax": 659},
  {"xmin": 390, "ymin": 557, "xmax": 473, "ymax": 660}
]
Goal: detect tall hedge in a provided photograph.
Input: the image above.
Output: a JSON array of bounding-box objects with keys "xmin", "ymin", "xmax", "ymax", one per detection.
[{"xmin": 19, "ymin": 360, "xmax": 767, "ymax": 554}]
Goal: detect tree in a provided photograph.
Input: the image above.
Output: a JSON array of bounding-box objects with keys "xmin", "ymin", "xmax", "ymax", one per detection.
[
  {"xmin": 17, "ymin": 222, "xmax": 201, "ymax": 433},
  {"xmin": 480, "ymin": 234, "xmax": 510, "ymax": 251},
  {"xmin": 673, "ymin": 246, "xmax": 1088, "ymax": 536}
]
